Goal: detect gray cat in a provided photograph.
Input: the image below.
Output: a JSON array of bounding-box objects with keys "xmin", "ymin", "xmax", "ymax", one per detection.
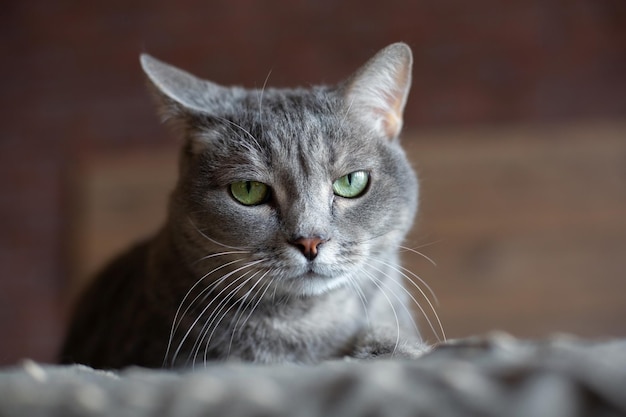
[{"xmin": 59, "ymin": 43, "xmax": 431, "ymax": 369}]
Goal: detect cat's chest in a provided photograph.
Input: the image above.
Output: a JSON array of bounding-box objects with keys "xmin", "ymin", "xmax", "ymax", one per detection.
[{"xmin": 261, "ymin": 289, "xmax": 367, "ymax": 357}]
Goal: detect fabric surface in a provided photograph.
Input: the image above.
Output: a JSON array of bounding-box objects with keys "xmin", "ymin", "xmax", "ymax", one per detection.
[{"xmin": 1, "ymin": 333, "xmax": 625, "ymax": 417}]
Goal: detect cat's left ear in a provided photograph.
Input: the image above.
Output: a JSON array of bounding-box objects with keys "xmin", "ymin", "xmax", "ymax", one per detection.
[
  {"xmin": 140, "ymin": 53, "xmax": 224, "ymax": 119},
  {"xmin": 340, "ymin": 43, "xmax": 413, "ymax": 140}
]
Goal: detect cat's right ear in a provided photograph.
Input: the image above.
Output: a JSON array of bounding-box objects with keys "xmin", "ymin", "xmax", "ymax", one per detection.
[
  {"xmin": 340, "ymin": 43, "xmax": 413, "ymax": 141},
  {"xmin": 140, "ymin": 54, "xmax": 222, "ymax": 120}
]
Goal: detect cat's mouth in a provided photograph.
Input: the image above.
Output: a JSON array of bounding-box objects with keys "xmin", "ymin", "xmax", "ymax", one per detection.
[
  {"xmin": 303, "ymin": 268, "xmax": 322, "ymax": 279},
  {"xmin": 297, "ymin": 264, "xmax": 351, "ymax": 288},
  {"xmin": 301, "ymin": 262, "xmax": 336, "ymax": 278},
  {"xmin": 293, "ymin": 266, "xmax": 326, "ymax": 280}
]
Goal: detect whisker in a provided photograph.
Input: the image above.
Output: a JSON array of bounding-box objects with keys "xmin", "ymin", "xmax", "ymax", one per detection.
[
  {"xmin": 214, "ymin": 278, "xmax": 272, "ymax": 364},
  {"xmin": 399, "ymin": 244, "xmax": 438, "ymax": 267},
  {"xmin": 371, "ymin": 253, "xmax": 439, "ymax": 306},
  {"xmin": 258, "ymin": 70, "xmax": 272, "ymax": 119},
  {"xmin": 271, "ymin": 274, "xmax": 280, "ymax": 303},
  {"xmin": 193, "ymin": 270, "xmax": 260, "ymax": 367},
  {"xmin": 188, "ymin": 216, "xmax": 249, "ymax": 251},
  {"xmin": 191, "ymin": 250, "xmax": 250, "ymax": 266},
  {"xmin": 369, "ymin": 259, "xmax": 446, "ymax": 342},
  {"xmin": 359, "ymin": 268, "xmax": 401, "ymax": 356},
  {"xmin": 364, "ymin": 265, "xmax": 420, "ymax": 338},
  {"xmin": 169, "ymin": 260, "xmax": 262, "ymax": 366},
  {"xmin": 213, "ymin": 115, "xmax": 263, "ymax": 154},
  {"xmin": 256, "ymin": 70, "xmax": 272, "ymax": 155},
  {"xmin": 170, "ymin": 258, "xmax": 255, "ymax": 336},
  {"xmin": 172, "ymin": 274, "xmax": 241, "ymax": 368},
  {"xmin": 185, "ymin": 272, "xmax": 252, "ymax": 369},
  {"xmin": 353, "ymin": 230, "xmax": 395, "ymax": 245},
  {"xmin": 345, "ymin": 274, "xmax": 371, "ymax": 328},
  {"xmin": 201, "ymin": 270, "xmax": 269, "ymax": 364},
  {"xmin": 339, "ymin": 96, "xmax": 355, "ymax": 131},
  {"xmin": 234, "ymin": 275, "xmax": 274, "ymax": 339},
  {"xmin": 227, "ymin": 269, "xmax": 272, "ymax": 358},
  {"xmin": 163, "ymin": 257, "xmax": 249, "ymax": 367}
]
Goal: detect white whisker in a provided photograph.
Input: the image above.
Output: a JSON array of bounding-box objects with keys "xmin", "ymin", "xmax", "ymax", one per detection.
[
  {"xmin": 201, "ymin": 270, "xmax": 269, "ymax": 364},
  {"xmin": 163, "ymin": 256, "xmax": 250, "ymax": 367},
  {"xmin": 345, "ymin": 274, "xmax": 371, "ymax": 328},
  {"xmin": 170, "ymin": 258, "xmax": 253, "ymax": 335},
  {"xmin": 339, "ymin": 96, "xmax": 355, "ymax": 131},
  {"xmin": 169, "ymin": 260, "xmax": 262, "ymax": 367},
  {"xmin": 227, "ymin": 269, "xmax": 272, "ymax": 358},
  {"xmin": 188, "ymin": 216, "xmax": 250, "ymax": 251},
  {"xmin": 191, "ymin": 250, "xmax": 250, "ymax": 266},
  {"xmin": 235, "ymin": 277, "xmax": 274, "ymax": 338},
  {"xmin": 193, "ymin": 270, "xmax": 260, "ymax": 367},
  {"xmin": 370, "ymin": 258, "xmax": 446, "ymax": 342},
  {"xmin": 395, "ymin": 263, "xmax": 439, "ymax": 305},
  {"xmin": 399, "ymin": 244, "xmax": 438, "ymax": 267},
  {"xmin": 359, "ymin": 268, "xmax": 402, "ymax": 356},
  {"xmin": 258, "ymin": 70, "xmax": 272, "ymax": 119},
  {"xmin": 363, "ymin": 264, "xmax": 420, "ymax": 337},
  {"xmin": 186, "ymin": 272, "xmax": 252, "ymax": 369},
  {"xmin": 213, "ymin": 115, "xmax": 263, "ymax": 154}
]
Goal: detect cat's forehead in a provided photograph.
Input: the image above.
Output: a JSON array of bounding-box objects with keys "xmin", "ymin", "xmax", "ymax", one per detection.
[
  {"xmin": 238, "ymin": 87, "xmax": 341, "ymax": 134},
  {"xmin": 217, "ymin": 88, "xmax": 372, "ymax": 156},
  {"xmin": 191, "ymin": 86, "xmax": 386, "ymax": 187}
]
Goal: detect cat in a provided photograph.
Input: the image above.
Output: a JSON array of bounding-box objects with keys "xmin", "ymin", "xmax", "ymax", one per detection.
[{"xmin": 59, "ymin": 42, "xmax": 433, "ymax": 369}]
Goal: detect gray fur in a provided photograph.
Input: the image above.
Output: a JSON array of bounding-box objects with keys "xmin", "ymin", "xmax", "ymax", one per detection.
[{"xmin": 59, "ymin": 43, "xmax": 429, "ymax": 369}]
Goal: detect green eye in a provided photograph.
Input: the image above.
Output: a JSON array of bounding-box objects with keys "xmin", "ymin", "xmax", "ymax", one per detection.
[
  {"xmin": 230, "ymin": 181, "xmax": 270, "ymax": 205},
  {"xmin": 333, "ymin": 171, "xmax": 369, "ymax": 198}
]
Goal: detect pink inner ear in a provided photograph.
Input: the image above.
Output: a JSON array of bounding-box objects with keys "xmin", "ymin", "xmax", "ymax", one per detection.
[
  {"xmin": 381, "ymin": 89, "xmax": 406, "ymax": 138},
  {"xmin": 372, "ymin": 105, "xmax": 402, "ymax": 139},
  {"xmin": 383, "ymin": 62, "xmax": 411, "ymax": 138},
  {"xmin": 382, "ymin": 113, "xmax": 402, "ymax": 139},
  {"xmin": 370, "ymin": 84, "xmax": 406, "ymax": 139},
  {"xmin": 357, "ymin": 91, "xmax": 404, "ymax": 139}
]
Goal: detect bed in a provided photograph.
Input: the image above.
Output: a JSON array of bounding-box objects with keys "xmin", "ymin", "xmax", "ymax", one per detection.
[{"xmin": 1, "ymin": 333, "xmax": 625, "ymax": 416}]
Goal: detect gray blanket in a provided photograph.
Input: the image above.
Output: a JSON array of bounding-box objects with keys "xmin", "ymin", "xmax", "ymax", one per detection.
[{"xmin": 1, "ymin": 334, "xmax": 625, "ymax": 417}]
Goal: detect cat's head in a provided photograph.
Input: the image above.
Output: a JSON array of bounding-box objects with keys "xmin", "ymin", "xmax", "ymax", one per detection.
[{"xmin": 141, "ymin": 43, "xmax": 418, "ymax": 297}]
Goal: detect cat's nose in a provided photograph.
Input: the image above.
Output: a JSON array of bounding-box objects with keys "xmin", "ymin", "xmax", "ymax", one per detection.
[{"xmin": 291, "ymin": 236, "xmax": 327, "ymax": 261}]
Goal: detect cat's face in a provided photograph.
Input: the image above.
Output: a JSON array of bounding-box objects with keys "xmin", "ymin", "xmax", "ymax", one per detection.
[{"xmin": 142, "ymin": 43, "xmax": 417, "ymax": 297}]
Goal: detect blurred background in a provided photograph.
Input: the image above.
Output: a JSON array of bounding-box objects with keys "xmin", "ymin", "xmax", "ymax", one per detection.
[{"xmin": 1, "ymin": 0, "xmax": 625, "ymax": 366}]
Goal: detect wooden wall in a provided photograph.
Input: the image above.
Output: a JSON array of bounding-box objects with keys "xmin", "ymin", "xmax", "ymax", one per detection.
[{"xmin": 69, "ymin": 123, "xmax": 626, "ymax": 347}]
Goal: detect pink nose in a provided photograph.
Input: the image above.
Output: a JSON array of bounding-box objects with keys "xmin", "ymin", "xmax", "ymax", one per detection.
[{"xmin": 291, "ymin": 236, "xmax": 327, "ymax": 261}]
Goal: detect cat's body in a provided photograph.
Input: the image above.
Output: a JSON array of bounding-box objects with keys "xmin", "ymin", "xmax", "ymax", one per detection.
[{"xmin": 60, "ymin": 43, "xmax": 429, "ymax": 369}]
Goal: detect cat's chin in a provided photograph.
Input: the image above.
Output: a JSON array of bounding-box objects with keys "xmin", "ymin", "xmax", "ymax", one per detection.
[{"xmin": 283, "ymin": 272, "xmax": 349, "ymax": 297}]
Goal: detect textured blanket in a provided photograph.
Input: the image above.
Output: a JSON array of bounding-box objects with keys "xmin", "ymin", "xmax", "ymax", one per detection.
[{"xmin": 1, "ymin": 334, "xmax": 625, "ymax": 417}]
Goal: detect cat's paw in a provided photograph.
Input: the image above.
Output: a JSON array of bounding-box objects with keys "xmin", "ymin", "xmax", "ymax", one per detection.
[{"xmin": 351, "ymin": 338, "xmax": 430, "ymax": 360}]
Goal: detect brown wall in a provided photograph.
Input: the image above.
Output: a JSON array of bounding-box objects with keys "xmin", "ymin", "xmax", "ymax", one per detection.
[{"xmin": 1, "ymin": 0, "xmax": 625, "ymax": 365}]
